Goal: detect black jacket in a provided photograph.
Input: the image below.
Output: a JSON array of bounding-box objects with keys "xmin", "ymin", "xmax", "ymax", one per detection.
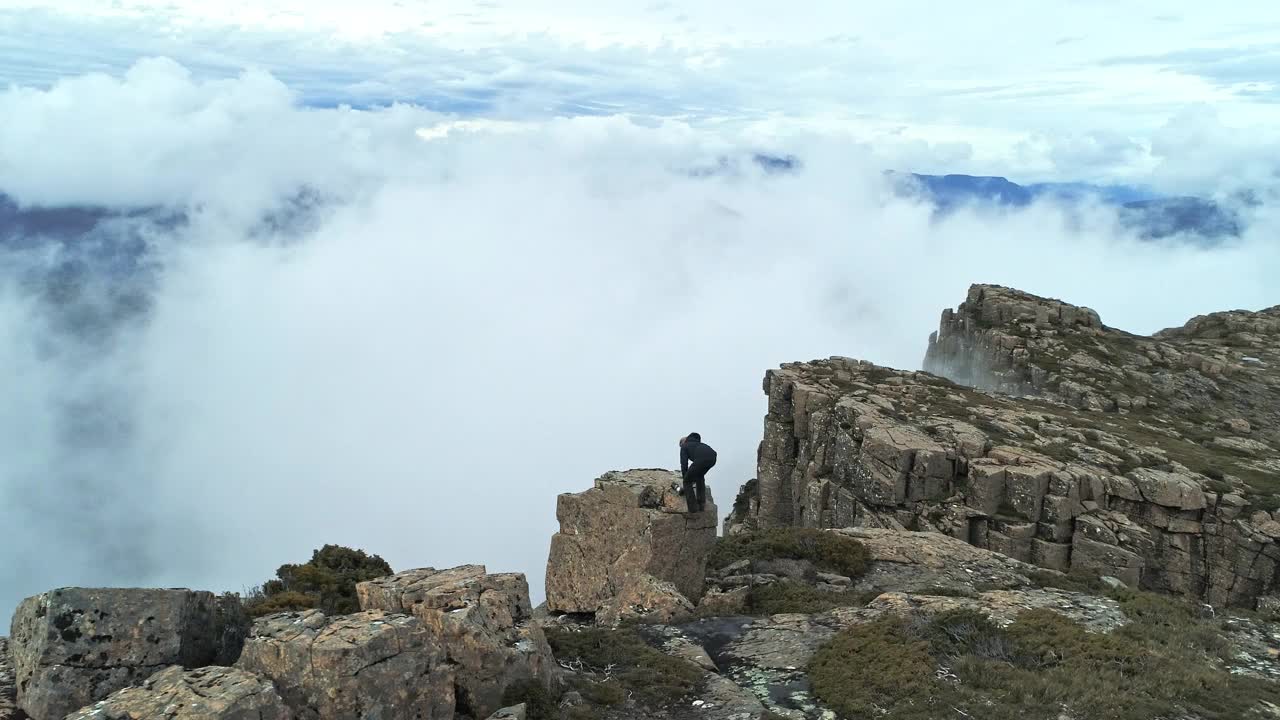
[{"xmin": 680, "ymin": 440, "xmax": 717, "ymax": 475}]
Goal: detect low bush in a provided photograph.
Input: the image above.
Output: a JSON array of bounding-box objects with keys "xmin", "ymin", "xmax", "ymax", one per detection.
[
  {"xmin": 243, "ymin": 544, "xmax": 392, "ymax": 617},
  {"xmin": 709, "ymin": 528, "xmax": 869, "ymax": 579},
  {"xmin": 745, "ymin": 581, "xmax": 866, "ymax": 615},
  {"xmin": 545, "ymin": 625, "xmax": 703, "ymax": 710},
  {"xmin": 810, "ymin": 599, "xmax": 1280, "ymax": 720}
]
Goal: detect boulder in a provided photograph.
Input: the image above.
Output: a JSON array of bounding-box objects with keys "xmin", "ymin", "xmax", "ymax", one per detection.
[
  {"xmin": 545, "ymin": 469, "xmax": 717, "ymax": 620},
  {"xmin": 235, "ymin": 609, "xmax": 453, "ymax": 720},
  {"xmin": 64, "ymin": 666, "xmax": 290, "ymax": 720},
  {"xmin": 356, "ymin": 565, "xmax": 555, "ymax": 719},
  {"xmin": 8, "ymin": 588, "xmax": 247, "ymax": 720}
]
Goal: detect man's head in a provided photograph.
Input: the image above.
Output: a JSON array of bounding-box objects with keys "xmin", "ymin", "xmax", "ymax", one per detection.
[{"xmin": 687, "ymin": 432, "xmax": 701, "ymax": 443}]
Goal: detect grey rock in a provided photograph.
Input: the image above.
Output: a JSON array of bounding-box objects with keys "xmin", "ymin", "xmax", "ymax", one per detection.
[
  {"xmin": 9, "ymin": 588, "xmax": 247, "ymax": 720},
  {"xmin": 64, "ymin": 666, "xmax": 290, "ymax": 720}
]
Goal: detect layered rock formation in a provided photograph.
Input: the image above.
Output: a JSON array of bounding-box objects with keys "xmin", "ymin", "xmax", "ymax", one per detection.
[
  {"xmin": 64, "ymin": 666, "xmax": 291, "ymax": 720},
  {"xmin": 733, "ymin": 284, "xmax": 1280, "ymax": 608},
  {"xmin": 356, "ymin": 565, "xmax": 555, "ymax": 718},
  {"xmin": 8, "ymin": 588, "xmax": 247, "ymax": 720},
  {"xmin": 545, "ymin": 469, "xmax": 717, "ymax": 623}
]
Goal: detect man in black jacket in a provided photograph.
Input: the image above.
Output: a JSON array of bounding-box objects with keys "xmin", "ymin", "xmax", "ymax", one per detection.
[{"xmin": 679, "ymin": 433, "xmax": 717, "ymax": 513}]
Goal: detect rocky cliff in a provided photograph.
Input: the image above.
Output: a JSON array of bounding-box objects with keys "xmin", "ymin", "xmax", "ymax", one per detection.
[{"xmin": 734, "ymin": 283, "xmax": 1280, "ymax": 608}]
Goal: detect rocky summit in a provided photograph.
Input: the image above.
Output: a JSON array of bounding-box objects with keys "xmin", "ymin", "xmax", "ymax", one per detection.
[
  {"xmin": 5, "ymin": 283, "xmax": 1280, "ymax": 720},
  {"xmin": 731, "ymin": 284, "xmax": 1280, "ymax": 609}
]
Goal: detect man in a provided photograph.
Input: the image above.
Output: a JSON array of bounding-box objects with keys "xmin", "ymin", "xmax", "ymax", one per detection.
[{"xmin": 679, "ymin": 433, "xmax": 717, "ymax": 513}]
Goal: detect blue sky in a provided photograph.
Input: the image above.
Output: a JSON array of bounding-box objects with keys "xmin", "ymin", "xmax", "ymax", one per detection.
[{"xmin": 3, "ymin": 1, "xmax": 1280, "ymax": 191}]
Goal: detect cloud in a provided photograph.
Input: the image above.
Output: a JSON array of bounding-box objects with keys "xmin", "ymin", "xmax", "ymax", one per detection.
[
  {"xmin": 5, "ymin": 2, "xmax": 1280, "ymax": 191},
  {"xmin": 1, "ymin": 60, "xmax": 1278, "ymax": 623}
]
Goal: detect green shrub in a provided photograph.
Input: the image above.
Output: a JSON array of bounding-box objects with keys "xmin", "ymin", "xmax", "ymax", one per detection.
[
  {"xmin": 545, "ymin": 626, "xmax": 702, "ymax": 709},
  {"xmin": 745, "ymin": 581, "xmax": 866, "ymax": 615},
  {"xmin": 809, "ymin": 599, "xmax": 1280, "ymax": 720},
  {"xmin": 709, "ymin": 528, "xmax": 869, "ymax": 578},
  {"xmin": 501, "ymin": 680, "xmax": 559, "ymax": 720},
  {"xmin": 244, "ymin": 544, "xmax": 392, "ymax": 617}
]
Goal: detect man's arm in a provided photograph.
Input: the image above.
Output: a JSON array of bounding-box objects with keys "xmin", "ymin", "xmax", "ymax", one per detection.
[{"xmin": 680, "ymin": 445, "xmax": 689, "ymax": 477}]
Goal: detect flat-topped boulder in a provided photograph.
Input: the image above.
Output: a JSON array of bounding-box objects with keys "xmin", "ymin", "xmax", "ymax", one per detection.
[
  {"xmin": 8, "ymin": 587, "xmax": 247, "ymax": 720},
  {"xmin": 356, "ymin": 565, "xmax": 554, "ymax": 719},
  {"xmin": 545, "ymin": 469, "xmax": 717, "ymax": 622},
  {"xmin": 64, "ymin": 666, "xmax": 290, "ymax": 720},
  {"xmin": 236, "ymin": 609, "xmax": 452, "ymax": 720}
]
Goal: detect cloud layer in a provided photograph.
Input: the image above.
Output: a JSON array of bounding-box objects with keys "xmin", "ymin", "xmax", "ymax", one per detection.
[
  {"xmin": 5, "ymin": 2, "xmax": 1280, "ymax": 192},
  {"xmin": 0, "ymin": 60, "xmax": 1278, "ymax": 621}
]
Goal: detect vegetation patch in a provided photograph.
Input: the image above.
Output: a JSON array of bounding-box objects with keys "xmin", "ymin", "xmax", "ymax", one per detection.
[
  {"xmin": 545, "ymin": 625, "xmax": 703, "ymax": 712},
  {"xmin": 809, "ymin": 594, "xmax": 1280, "ymax": 720},
  {"xmin": 743, "ymin": 581, "xmax": 867, "ymax": 615},
  {"xmin": 709, "ymin": 528, "xmax": 869, "ymax": 579},
  {"xmin": 243, "ymin": 544, "xmax": 393, "ymax": 617}
]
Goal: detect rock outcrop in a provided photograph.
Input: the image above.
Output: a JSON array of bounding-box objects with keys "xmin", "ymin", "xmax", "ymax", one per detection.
[
  {"xmin": 356, "ymin": 565, "xmax": 555, "ymax": 719},
  {"xmin": 545, "ymin": 469, "xmax": 717, "ymax": 622},
  {"xmin": 734, "ymin": 284, "xmax": 1280, "ymax": 608},
  {"xmin": 64, "ymin": 666, "xmax": 291, "ymax": 720},
  {"xmin": 8, "ymin": 588, "xmax": 248, "ymax": 720},
  {"xmin": 236, "ymin": 609, "xmax": 453, "ymax": 720},
  {"xmin": 0, "ymin": 638, "xmax": 23, "ymax": 720}
]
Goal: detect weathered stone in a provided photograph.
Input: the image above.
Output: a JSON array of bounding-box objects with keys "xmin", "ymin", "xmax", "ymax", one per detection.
[
  {"xmin": 732, "ymin": 284, "xmax": 1280, "ymax": 609},
  {"xmin": 485, "ymin": 705, "xmax": 526, "ymax": 720},
  {"xmin": 64, "ymin": 666, "xmax": 290, "ymax": 720},
  {"xmin": 9, "ymin": 588, "xmax": 247, "ymax": 720},
  {"xmin": 356, "ymin": 565, "xmax": 555, "ymax": 718},
  {"xmin": 0, "ymin": 638, "xmax": 24, "ymax": 720},
  {"xmin": 697, "ymin": 587, "xmax": 750, "ymax": 616},
  {"xmin": 839, "ymin": 528, "xmax": 1037, "ymax": 596},
  {"xmin": 545, "ymin": 469, "xmax": 716, "ymax": 617},
  {"xmin": 598, "ymin": 575, "xmax": 694, "ymax": 626},
  {"xmin": 235, "ymin": 609, "xmax": 452, "ymax": 720},
  {"xmin": 1032, "ymin": 539, "xmax": 1072, "ymax": 571},
  {"xmin": 1071, "ymin": 537, "xmax": 1144, "ymax": 587}
]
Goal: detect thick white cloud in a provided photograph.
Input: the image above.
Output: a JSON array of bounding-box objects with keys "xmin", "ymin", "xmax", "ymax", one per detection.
[
  {"xmin": 4, "ymin": 2, "xmax": 1280, "ymax": 190},
  {"xmin": 0, "ymin": 62, "xmax": 1277, "ymax": 620}
]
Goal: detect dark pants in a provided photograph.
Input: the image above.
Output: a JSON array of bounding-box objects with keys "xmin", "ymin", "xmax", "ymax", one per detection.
[{"xmin": 683, "ymin": 460, "xmax": 715, "ymax": 512}]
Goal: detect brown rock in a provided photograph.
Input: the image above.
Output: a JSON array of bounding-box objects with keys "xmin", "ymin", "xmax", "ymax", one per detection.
[
  {"xmin": 597, "ymin": 575, "xmax": 694, "ymax": 626},
  {"xmin": 235, "ymin": 609, "xmax": 453, "ymax": 720},
  {"xmin": 356, "ymin": 566, "xmax": 555, "ymax": 719},
  {"xmin": 545, "ymin": 469, "xmax": 716, "ymax": 617},
  {"xmin": 64, "ymin": 666, "xmax": 290, "ymax": 720},
  {"xmin": 9, "ymin": 588, "xmax": 247, "ymax": 720}
]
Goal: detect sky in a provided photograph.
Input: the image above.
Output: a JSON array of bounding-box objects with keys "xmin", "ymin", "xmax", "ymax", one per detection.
[{"xmin": 1, "ymin": 1, "xmax": 1279, "ymax": 621}]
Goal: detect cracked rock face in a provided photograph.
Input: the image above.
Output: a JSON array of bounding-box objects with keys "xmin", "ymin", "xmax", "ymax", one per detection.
[
  {"xmin": 734, "ymin": 284, "xmax": 1280, "ymax": 608},
  {"xmin": 8, "ymin": 588, "xmax": 248, "ymax": 720},
  {"xmin": 235, "ymin": 609, "xmax": 453, "ymax": 720},
  {"xmin": 64, "ymin": 666, "xmax": 291, "ymax": 720},
  {"xmin": 1, "ymin": 638, "xmax": 25, "ymax": 720},
  {"xmin": 356, "ymin": 565, "xmax": 555, "ymax": 719},
  {"xmin": 545, "ymin": 469, "xmax": 717, "ymax": 620}
]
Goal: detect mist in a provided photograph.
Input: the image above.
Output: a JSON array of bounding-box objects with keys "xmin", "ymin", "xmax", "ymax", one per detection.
[{"xmin": 1, "ymin": 61, "xmax": 1277, "ymax": 621}]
